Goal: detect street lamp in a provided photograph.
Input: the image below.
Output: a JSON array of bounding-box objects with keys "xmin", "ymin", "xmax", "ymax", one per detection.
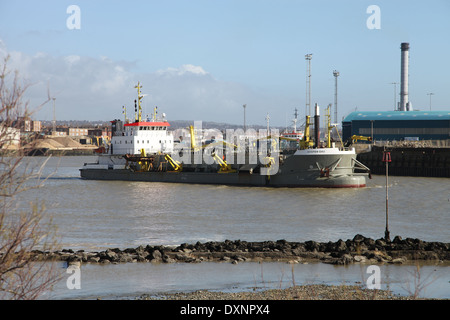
[
  {"xmin": 427, "ymin": 93, "xmax": 434, "ymax": 111},
  {"xmin": 390, "ymin": 82, "xmax": 398, "ymax": 110},
  {"xmin": 243, "ymin": 104, "xmax": 246, "ymax": 132}
]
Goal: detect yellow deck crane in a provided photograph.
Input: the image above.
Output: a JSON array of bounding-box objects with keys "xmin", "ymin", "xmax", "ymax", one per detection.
[
  {"xmin": 137, "ymin": 149, "xmax": 153, "ymax": 171},
  {"xmin": 299, "ymin": 116, "xmax": 314, "ymax": 149},
  {"xmin": 211, "ymin": 152, "xmax": 236, "ymax": 173},
  {"xmin": 165, "ymin": 154, "xmax": 182, "ymax": 171},
  {"xmin": 344, "ymin": 135, "xmax": 373, "ymax": 147}
]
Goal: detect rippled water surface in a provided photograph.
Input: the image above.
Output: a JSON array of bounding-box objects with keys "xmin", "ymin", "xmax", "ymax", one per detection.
[{"xmin": 16, "ymin": 156, "xmax": 450, "ymax": 299}]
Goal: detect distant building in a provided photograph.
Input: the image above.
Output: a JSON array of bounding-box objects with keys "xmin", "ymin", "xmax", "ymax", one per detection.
[
  {"xmin": 23, "ymin": 120, "xmax": 41, "ymax": 132},
  {"xmin": 88, "ymin": 129, "xmax": 103, "ymax": 137},
  {"xmin": 0, "ymin": 125, "xmax": 20, "ymax": 149},
  {"xmin": 54, "ymin": 127, "xmax": 68, "ymax": 136},
  {"xmin": 69, "ymin": 128, "xmax": 88, "ymax": 137},
  {"xmin": 342, "ymin": 111, "xmax": 450, "ymax": 142},
  {"xmin": 13, "ymin": 118, "xmax": 41, "ymax": 133}
]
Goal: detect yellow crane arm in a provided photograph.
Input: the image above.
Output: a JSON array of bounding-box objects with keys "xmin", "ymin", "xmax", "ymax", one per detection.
[{"xmin": 165, "ymin": 154, "xmax": 182, "ymax": 171}]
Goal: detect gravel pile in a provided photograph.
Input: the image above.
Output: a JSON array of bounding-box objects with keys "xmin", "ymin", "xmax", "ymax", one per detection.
[{"xmin": 138, "ymin": 284, "xmax": 415, "ymax": 300}]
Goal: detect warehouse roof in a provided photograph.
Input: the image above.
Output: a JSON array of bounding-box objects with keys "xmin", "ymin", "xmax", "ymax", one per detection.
[{"xmin": 343, "ymin": 111, "xmax": 450, "ymax": 122}]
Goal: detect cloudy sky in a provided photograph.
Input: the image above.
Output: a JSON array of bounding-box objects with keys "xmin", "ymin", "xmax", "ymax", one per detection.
[{"xmin": 0, "ymin": 0, "xmax": 449, "ymax": 127}]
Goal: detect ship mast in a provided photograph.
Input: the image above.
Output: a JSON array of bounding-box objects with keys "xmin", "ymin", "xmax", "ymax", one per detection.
[
  {"xmin": 293, "ymin": 108, "xmax": 298, "ymax": 133},
  {"xmin": 134, "ymin": 81, "xmax": 143, "ymax": 122}
]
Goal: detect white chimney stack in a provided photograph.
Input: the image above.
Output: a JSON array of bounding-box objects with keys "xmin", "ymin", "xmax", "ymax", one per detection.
[{"xmin": 399, "ymin": 42, "xmax": 410, "ymax": 111}]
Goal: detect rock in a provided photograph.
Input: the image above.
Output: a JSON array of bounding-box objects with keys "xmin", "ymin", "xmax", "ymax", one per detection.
[
  {"xmin": 162, "ymin": 255, "xmax": 176, "ymax": 263},
  {"xmin": 87, "ymin": 256, "xmax": 100, "ymax": 263},
  {"xmin": 105, "ymin": 249, "xmax": 118, "ymax": 261},
  {"xmin": 341, "ymin": 254, "xmax": 353, "ymax": 265},
  {"xmin": 291, "ymin": 246, "xmax": 306, "ymax": 256},
  {"xmin": 305, "ymin": 240, "xmax": 319, "ymax": 252},
  {"xmin": 390, "ymin": 257, "xmax": 407, "ymax": 264},
  {"xmin": 353, "ymin": 255, "xmax": 367, "ymax": 263},
  {"xmin": 393, "ymin": 235, "xmax": 403, "ymax": 244},
  {"xmin": 150, "ymin": 249, "xmax": 162, "ymax": 261},
  {"xmin": 352, "ymin": 234, "xmax": 365, "ymax": 242},
  {"xmin": 335, "ymin": 239, "xmax": 347, "ymax": 252}
]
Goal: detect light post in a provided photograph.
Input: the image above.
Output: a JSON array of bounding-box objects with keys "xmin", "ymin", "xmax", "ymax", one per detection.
[
  {"xmin": 427, "ymin": 93, "xmax": 434, "ymax": 111},
  {"xmin": 390, "ymin": 82, "xmax": 398, "ymax": 110},
  {"xmin": 243, "ymin": 104, "xmax": 246, "ymax": 132}
]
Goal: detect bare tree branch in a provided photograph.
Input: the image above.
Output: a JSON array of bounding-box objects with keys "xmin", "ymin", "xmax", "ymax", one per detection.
[{"xmin": 0, "ymin": 56, "xmax": 60, "ymax": 300}]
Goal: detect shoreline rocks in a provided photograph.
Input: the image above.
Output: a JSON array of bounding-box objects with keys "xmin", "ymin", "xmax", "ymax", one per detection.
[{"xmin": 30, "ymin": 234, "xmax": 449, "ymax": 266}]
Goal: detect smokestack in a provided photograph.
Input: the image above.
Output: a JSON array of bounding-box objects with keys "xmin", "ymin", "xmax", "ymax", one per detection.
[
  {"xmin": 399, "ymin": 42, "xmax": 410, "ymax": 111},
  {"xmin": 314, "ymin": 103, "xmax": 320, "ymax": 148}
]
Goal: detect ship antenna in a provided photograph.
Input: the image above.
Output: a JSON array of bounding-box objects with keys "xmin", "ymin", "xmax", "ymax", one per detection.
[{"xmin": 122, "ymin": 105, "xmax": 128, "ymax": 123}]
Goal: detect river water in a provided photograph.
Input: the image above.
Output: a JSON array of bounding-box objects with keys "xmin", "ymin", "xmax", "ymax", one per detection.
[{"xmin": 15, "ymin": 156, "xmax": 450, "ymax": 299}]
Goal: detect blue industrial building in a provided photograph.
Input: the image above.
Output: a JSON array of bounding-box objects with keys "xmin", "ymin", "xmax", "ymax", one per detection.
[{"xmin": 342, "ymin": 111, "xmax": 450, "ymax": 142}]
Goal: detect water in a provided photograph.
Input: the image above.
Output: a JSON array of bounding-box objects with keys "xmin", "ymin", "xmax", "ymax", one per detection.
[{"xmin": 14, "ymin": 156, "xmax": 450, "ymax": 299}]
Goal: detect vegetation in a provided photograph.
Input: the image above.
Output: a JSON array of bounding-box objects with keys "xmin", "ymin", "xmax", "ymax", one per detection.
[{"xmin": 0, "ymin": 57, "xmax": 60, "ymax": 299}]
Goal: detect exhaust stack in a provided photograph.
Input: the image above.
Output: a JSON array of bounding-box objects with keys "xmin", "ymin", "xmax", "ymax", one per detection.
[
  {"xmin": 314, "ymin": 103, "xmax": 320, "ymax": 148},
  {"xmin": 399, "ymin": 42, "xmax": 411, "ymax": 111}
]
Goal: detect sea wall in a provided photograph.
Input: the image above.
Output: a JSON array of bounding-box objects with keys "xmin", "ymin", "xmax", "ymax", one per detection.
[
  {"xmin": 357, "ymin": 146, "xmax": 450, "ymax": 177},
  {"xmin": 29, "ymin": 235, "xmax": 449, "ymax": 266}
]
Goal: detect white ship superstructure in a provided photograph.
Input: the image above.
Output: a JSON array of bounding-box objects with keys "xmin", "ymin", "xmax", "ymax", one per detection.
[{"xmin": 110, "ymin": 119, "xmax": 173, "ymax": 155}]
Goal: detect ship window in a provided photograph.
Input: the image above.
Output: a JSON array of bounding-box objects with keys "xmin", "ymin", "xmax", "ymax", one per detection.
[
  {"xmin": 151, "ymin": 127, "xmax": 154, "ymax": 130},
  {"xmin": 147, "ymin": 140, "xmax": 149, "ymax": 143}
]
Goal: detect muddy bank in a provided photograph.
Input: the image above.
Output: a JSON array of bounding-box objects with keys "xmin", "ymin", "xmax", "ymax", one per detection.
[{"xmin": 30, "ymin": 234, "xmax": 449, "ymax": 266}]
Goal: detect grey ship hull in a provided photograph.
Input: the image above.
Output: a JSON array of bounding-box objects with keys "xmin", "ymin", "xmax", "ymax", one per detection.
[{"xmin": 80, "ymin": 148, "xmax": 370, "ymax": 188}]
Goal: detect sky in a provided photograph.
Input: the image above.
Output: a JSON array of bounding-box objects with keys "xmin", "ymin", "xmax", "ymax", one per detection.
[{"xmin": 0, "ymin": 0, "xmax": 449, "ymax": 127}]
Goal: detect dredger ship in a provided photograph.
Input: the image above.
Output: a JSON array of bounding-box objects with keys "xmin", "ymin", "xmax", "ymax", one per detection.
[{"xmin": 80, "ymin": 83, "xmax": 371, "ymax": 187}]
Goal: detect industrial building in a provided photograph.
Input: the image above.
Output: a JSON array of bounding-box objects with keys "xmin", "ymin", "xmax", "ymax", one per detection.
[
  {"xmin": 342, "ymin": 111, "xmax": 450, "ymax": 142},
  {"xmin": 342, "ymin": 42, "xmax": 450, "ymax": 143}
]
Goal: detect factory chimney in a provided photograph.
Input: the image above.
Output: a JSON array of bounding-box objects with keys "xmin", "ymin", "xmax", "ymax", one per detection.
[{"xmin": 399, "ymin": 42, "xmax": 411, "ymax": 111}]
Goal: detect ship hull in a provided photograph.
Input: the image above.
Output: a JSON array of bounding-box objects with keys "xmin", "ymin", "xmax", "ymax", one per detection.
[
  {"xmin": 79, "ymin": 168, "xmax": 366, "ymax": 188},
  {"xmin": 79, "ymin": 149, "xmax": 369, "ymax": 188}
]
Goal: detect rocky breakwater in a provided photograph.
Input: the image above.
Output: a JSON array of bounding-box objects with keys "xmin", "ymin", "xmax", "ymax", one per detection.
[{"xmin": 30, "ymin": 235, "xmax": 449, "ymax": 266}]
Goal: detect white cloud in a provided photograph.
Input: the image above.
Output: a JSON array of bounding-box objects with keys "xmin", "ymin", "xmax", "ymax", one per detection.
[
  {"xmin": 157, "ymin": 64, "xmax": 208, "ymax": 77},
  {"xmin": 0, "ymin": 43, "xmax": 286, "ymax": 125}
]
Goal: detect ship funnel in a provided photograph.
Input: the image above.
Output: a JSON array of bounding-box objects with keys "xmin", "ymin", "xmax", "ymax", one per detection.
[
  {"xmin": 399, "ymin": 42, "xmax": 410, "ymax": 111},
  {"xmin": 314, "ymin": 103, "xmax": 320, "ymax": 148}
]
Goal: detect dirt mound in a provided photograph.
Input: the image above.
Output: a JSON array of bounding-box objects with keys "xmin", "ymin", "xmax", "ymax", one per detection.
[
  {"xmin": 50, "ymin": 136, "xmax": 84, "ymax": 148},
  {"xmin": 25, "ymin": 137, "xmax": 84, "ymax": 150}
]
